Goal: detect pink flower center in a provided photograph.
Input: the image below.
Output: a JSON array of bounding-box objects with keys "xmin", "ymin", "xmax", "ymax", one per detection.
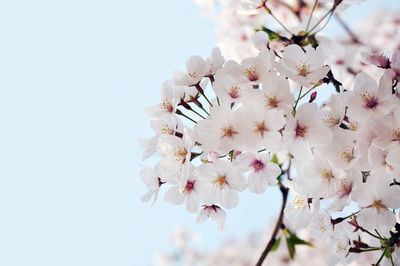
[
  {"xmin": 295, "ymin": 121, "xmax": 308, "ymax": 138},
  {"xmin": 183, "ymin": 180, "xmax": 195, "ymax": 195},
  {"xmin": 173, "ymin": 147, "xmax": 187, "ymax": 163},
  {"xmin": 337, "ymin": 145, "xmax": 355, "ymax": 163},
  {"xmin": 338, "ymin": 180, "xmax": 353, "ymax": 198},
  {"xmin": 371, "ymin": 200, "xmax": 387, "ymax": 214},
  {"xmin": 253, "ymin": 121, "xmax": 268, "ymax": 137},
  {"xmin": 213, "ymin": 175, "xmax": 228, "ymax": 189},
  {"xmin": 361, "ymin": 92, "xmax": 378, "ymax": 109},
  {"xmin": 250, "ymin": 159, "xmax": 265, "ymax": 173},
  {"xmin": 296, "ymin": 63, "xmax": 310, "ymax": 77},
  {"xmin": 221, "ymin": 125, "xmax": 238, "ymax": 139},
  {"xmin": 246, "ymin": 67, "xmax": 259, "ymax": 82},
  {"xmin": 160, "ymin": 98, "xmax": 174, "ymax": 113},
  {"xmin": 390, "ymin": 128, "xmax": 400, "ymax": 141},
  {"xmin": 160, "ymin": 124, "xmax": 175, "ymax": 135},
  {"xmin": 264, "ymin": 94, "xmax": 279, "ymax": 108},
  {"xmin": 229, "ymin": 86, "xmax": 240, "ymax": 99}
]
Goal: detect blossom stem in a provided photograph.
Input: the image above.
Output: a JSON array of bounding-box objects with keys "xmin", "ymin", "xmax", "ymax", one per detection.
[
  {"xmin": 298, "ymin": 83, "xmax": 320, "ymax": 101},
  {"xmin": 195, "ymin": 83, "xmax": 214, "ymax": 107},
  {"xmin": 255, "ymin": 184, "xmax": 289, "ymax": 266},
  {"xmin": 263, "ymin": 5, "xmax": 293, "ymax": 36},
  {"xmin": 314, "ymin": 8, "xmax": 335, "ymax": 33},
  {"xmin": 199, "ymin": 105, "xmax": 210, "ymax": 116},
  {"xmin": 306, "ymin": 2, "xmax": 338, "ymax": 34},
  {"xmin": 350, "ymin": 247, "xmax": 383, "ymax": 253},
  {"xmin": 375, "ymin": 246, "xmax": 388, "ymax": 265},
  {"xmin": 176, "ymin": 109, "xmax": 197, "ymax": 124},
  {"xmin": 305, "ymin": 0, "xmax": 319, "ymax": 32},
  {"xmin": 188, "ymin": 108, "xmax": 206, "ymax": 119},
  {"xmin": 292, "ymin": 86, "xmax": 303, "ymax": 116},
  {"xmin": 363, "ymin": 229, "xmax": 385, "ymax": 240}
]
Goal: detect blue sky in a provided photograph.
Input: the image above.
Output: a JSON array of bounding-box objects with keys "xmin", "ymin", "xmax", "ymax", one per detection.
[{"xmin": 0, "ymin": 0, "xmax": 399, "ymax": 265}]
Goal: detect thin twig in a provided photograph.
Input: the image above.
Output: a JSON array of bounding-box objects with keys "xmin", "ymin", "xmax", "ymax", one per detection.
[
  {"xmin": 305, "ymin": 0, "xmax": 318, "ymax": 32},
  {"xmin": 255, "ymin": 184, "xmax": 289, "ymax": 266},
  {"xmin": 334, "ymin": 14, "xmax": 361, "ymax": 44},
  {"xmin": 292, "ymin": 86, "xmax": 303, "ymax": 116},
  {"xmin": 263, "ymin": 5, "xmax": 293, "ymax": 36},
  {"xmin": 306, "ymin": 3, "xmax": 338, "ymax": 34}
]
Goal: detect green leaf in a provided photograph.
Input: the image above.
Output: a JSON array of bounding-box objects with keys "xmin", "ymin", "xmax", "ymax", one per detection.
[
  {"xmin": 270, "ymin": 237, "xmax": 281, "ymax": 252},
  {"xmin": 270, "ymin": 154, "xmax": 279, "ymax": 164},
  {"xmin": 308, "ymin": 34, "xmax": 319, "ymax": 48},
  {"xmin": 285, "ymin": 230, "xmax": 314, "ymax": 259},
  {"xmin": 256, "ymin": 26, "xmax": 280, "ymax": 41},
  {"xmin": 286, "ymin": 237, "xmax": 295, "ymax": 259}
]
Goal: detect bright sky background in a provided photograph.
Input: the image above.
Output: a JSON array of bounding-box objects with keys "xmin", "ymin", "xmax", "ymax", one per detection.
[{"xmin": 0, "ymin": 0, "xmax": 399, "ymax": 266}]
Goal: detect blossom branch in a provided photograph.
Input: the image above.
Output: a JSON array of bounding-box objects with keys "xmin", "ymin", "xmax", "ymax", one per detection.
[
  {"xmin": 262, "ymin": 4, "xmax": 293, "ymax": 36},
  {"xmin": 305, "ymin": 0, "xmax": 319, "ymax": 32},
  {"xmin": 334, "ymin": 14, "xmax": 361, "ymax": 44},
  {"xmin": 176, "ymin": 109, "xmax": 197, "ymax": 124},
  {"xmin": 255, "ymin": 183, "xmax": 289, "ymax": 266},
  {"xmin": 306, "ymin": 1, "xmax": 340, "ymax": 34}
]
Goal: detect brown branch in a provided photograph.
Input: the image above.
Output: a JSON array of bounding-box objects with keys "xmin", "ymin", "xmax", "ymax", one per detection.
[
  {"xmin": 255, "ymin": 184, "xmax": 289, "ymax": 266},
  {"xmin": 334, "ymin": 14, "xmax": 362, "ymax": 45}
]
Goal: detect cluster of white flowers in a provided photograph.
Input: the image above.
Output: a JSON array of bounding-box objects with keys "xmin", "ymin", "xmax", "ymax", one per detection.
[{"xmin": 141, "ymin": 0, "xmax": 400, "ymax": 264}]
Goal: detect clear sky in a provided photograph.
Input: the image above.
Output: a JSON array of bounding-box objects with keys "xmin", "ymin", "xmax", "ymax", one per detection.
[{"xmin": 0, "ymin": 0, "xmax": 399, "ymax": 266}]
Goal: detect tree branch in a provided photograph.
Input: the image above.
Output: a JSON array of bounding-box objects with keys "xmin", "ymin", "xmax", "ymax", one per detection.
[
  {"xmin": 334, "ymin": 14, "xmax": 362, "ymax": 44},
  {"xmin": 255, "ymin": 184, "xmax": 289, "ymax": 266}
]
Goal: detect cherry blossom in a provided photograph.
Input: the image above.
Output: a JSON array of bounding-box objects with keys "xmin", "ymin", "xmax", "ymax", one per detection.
[
  {"xmin": 235, "ymin": 152, "xmax": 281, "ymax": 194},
  {"xmin": 275, "ymin": 44, "xmax": 330, "ymax": 87},
  {"xmin": 198, "ymin": 160, "xmax": 246, "ymax": 209},
  {"xmin": 140, "ymin": 2, "xmax": 400, "ymax": 264},
  {"xmin": 196, "ymin": 205, "xmax": 227, "ymax": 231}
]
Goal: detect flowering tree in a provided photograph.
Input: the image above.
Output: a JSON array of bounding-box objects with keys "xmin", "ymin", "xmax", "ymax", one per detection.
[{"xmin": 140, "ymin": 0, "xmax": 400, "ymax": 265}]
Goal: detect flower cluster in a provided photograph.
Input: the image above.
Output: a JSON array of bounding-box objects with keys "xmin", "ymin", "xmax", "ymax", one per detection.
[{"xmin": 141, "ymin": 0, "xmax": 400, "ymax": 264}]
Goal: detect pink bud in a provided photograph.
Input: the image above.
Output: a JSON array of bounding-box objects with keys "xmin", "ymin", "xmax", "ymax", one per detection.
[{"xmin": 309, "ymin": 91, "xmax": 317, "ymax": 103}]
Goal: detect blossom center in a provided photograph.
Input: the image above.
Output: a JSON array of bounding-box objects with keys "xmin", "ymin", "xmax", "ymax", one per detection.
[
  {"xmin": 292, "ymin": 198, "xmax": 304, "ymax": 209},
  {"xmin": 296, "ymin": 62, "xmax": 311, "ymax": 77},
  {"xmin": 338, "ymin": 180, "xmax": 352, "ymax": 198},
  {"xmin": 160, "ymin": 98, "xmax": 173, "ymax": 113},
  {"xmin": 160, "ymin": 124, "xmax": 174, "ymax": 135},
  {"xmin": 173, "ymin": 147, "xmax": 187, "ymax": 163},
  {"xmin": 295, "ymin": 121, "xmax": 308, "ymax": 138},
  {"xmin": 253, "ymin": 121, "xmax": 268, "ymax": 137},
  {"xmin": 391, "ymin": 128, "xmax": 400, "ymax": 141},
  {"xmin": 320, "ymin": 169, "xmax": 334, "ymax": 181},
  {"xmin": 371, "ymin": 200, "xmax": 387, "ymax": 214},
  {"xmin": 187, "ymin": 72, "xmax": 197, "ymax": 78},
  {"xmin": 323, "ymin": 113, "xmax": 340, "ymax": 127},
  {"xmin": 337, "ymin": 145, "xmax": 355, "ymax": 163},
  {"xmin": 264, "ymin": 94, "xmax": 279, "ymax": 108},
  {"xmin": 335, "ymin": 239, "xmax": 347, "ymax": 254},
  {"xmin": 361, "ymin": 92, "xmax": 378, "ymax": 109},
  {"xmin": 183, "ymin": 180, "xmax": 195, "ymax": 195},
  {"xmin": 228, "ymin": 86, "xmax": 240, "ymax": 99},
  {"xmin": 250, "ymin": 159, "xmax": 265, "ymax": 173},
  {"xmin": 221, "ymin": 125, "xmax": 238, "ymax": 138},
  {"xmin": 245, "ymin": 67, "xmax": 258, "ymax": 81},
  {"xmin": 213, "ymin": 175, "xmax": 228, "ymax": 189}
]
